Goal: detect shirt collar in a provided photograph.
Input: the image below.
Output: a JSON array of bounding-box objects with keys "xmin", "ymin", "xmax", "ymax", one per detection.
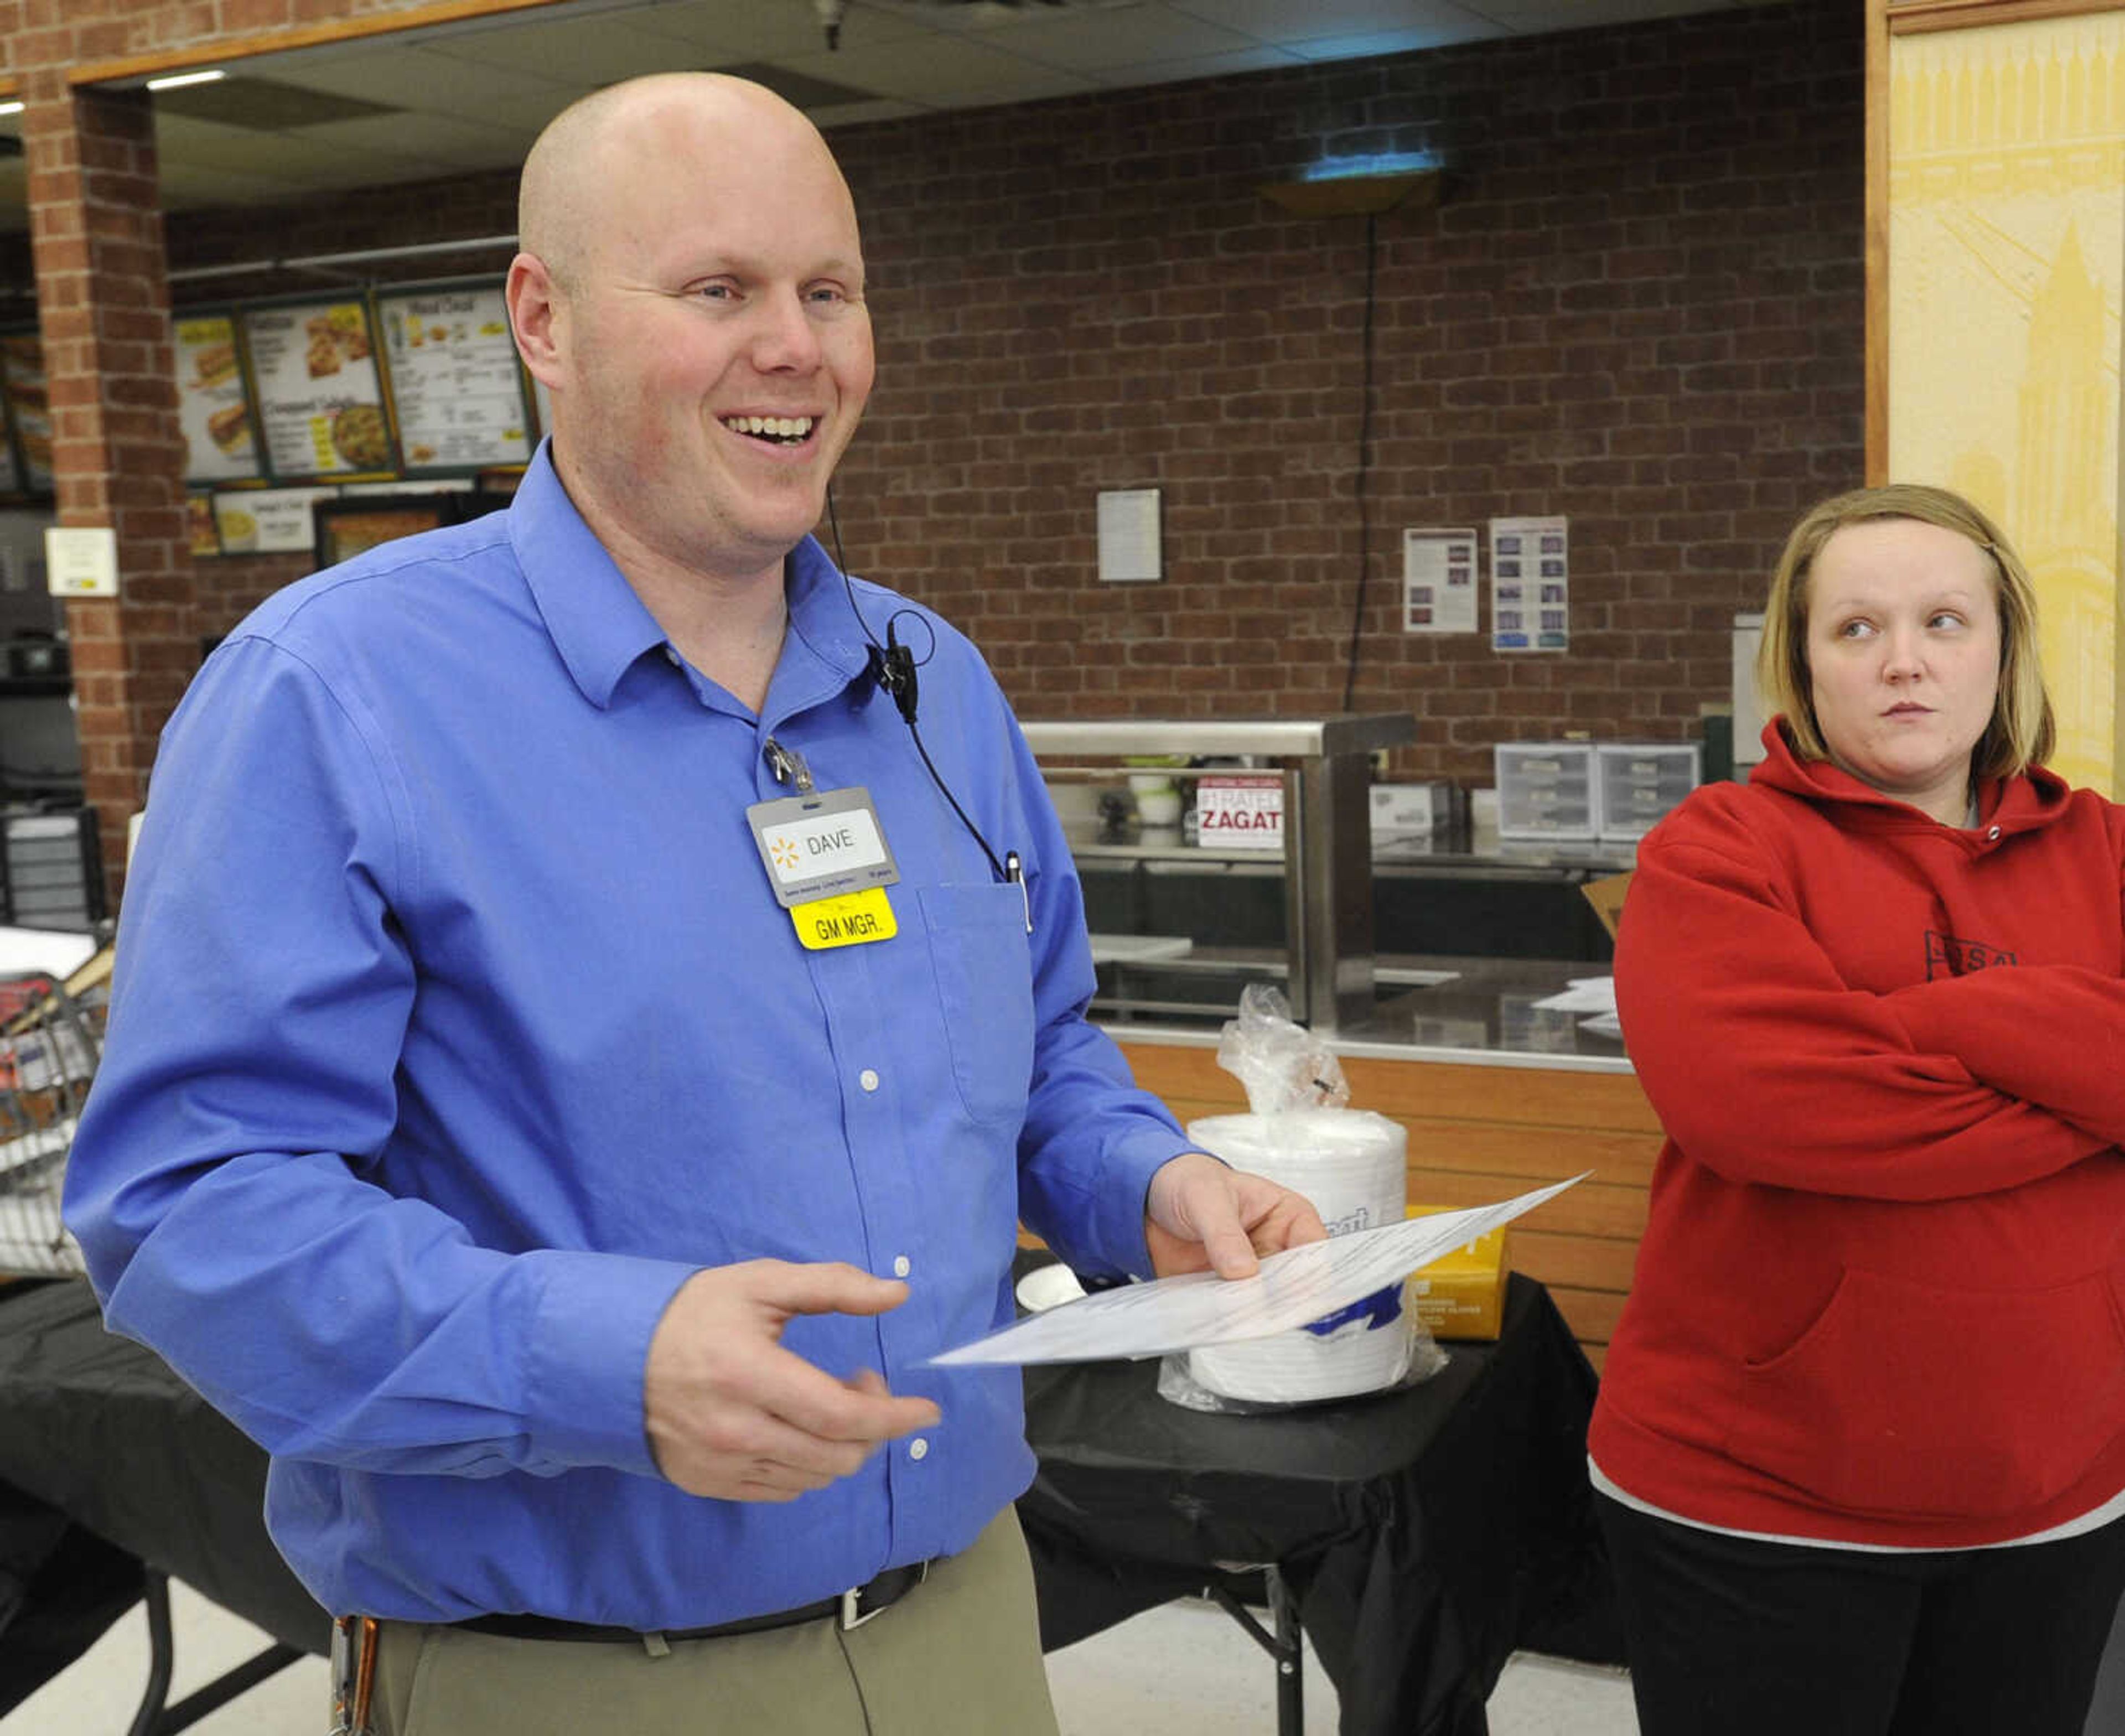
[{"xmin": 509, "ymin": 441, "xmax": 875, "ymax": 713}]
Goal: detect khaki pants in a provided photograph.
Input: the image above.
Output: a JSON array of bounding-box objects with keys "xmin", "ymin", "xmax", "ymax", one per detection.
[{"xmin": 368, "ymin": 1508, "xmax": 1059, "ymax": 1736}]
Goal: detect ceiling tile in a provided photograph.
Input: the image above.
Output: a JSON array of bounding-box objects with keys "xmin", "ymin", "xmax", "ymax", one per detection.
[
  {"xmin": 811, "ymin": 97, "xmax": 929, "ymax": 127},
  {"xmin": 71, "ymin": 0, "xmax": 1787, "ymax": 221},
  {"xmin": 1459, "ymin": 0, "xmax": 1749, "ymax": 25},
  {"xmin": 159, "ymin": 160, "xmax": 331, "ymax": 210},
  {"xmin": 1168, "ymin": 0, "xmax": 1495, "ymax": 43},
  {"xmin": 1287, "ymin": 25, "xmax": 1503, "ymax": 59},
  {"xmin": 624, "ymin": 0, "xmax": 923, "ymax": 58},
  {"xmin": 781, "ymin": 35, "xmax": 1097, "ymax": 106},
  {"xmin": 152, "ymin": 77, "xmax": 398, "ymax": 131},
  {"xmin": 154, "ymin": 118, "xmax": 373, "ymax": 177},
  {"xmin": 261, "ymin": 45, "xmax": 573, "ymax": 110},
  {"xmin": 1086, "ymin": 45, "xmax": 1300, "ymax": 89},
  {"xmin": 423, "ymin": 17, "xmax": 714, "ymax": 84},
  {"xmin": 445, "ymin": 86, "xmax": 603, "ymax": 138},
  {"xmin": 286, "ymin": 111, "xmax": 530, "ymax": 173},
  {"xmin": 949, "ymin": 6, "xmax": 1258, "ymax": 74}
]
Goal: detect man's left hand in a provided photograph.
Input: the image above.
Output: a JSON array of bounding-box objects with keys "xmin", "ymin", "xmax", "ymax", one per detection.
[{"xmin": 1144, "ymin": 1151, "xmax": 1330, "ymax": 1279}]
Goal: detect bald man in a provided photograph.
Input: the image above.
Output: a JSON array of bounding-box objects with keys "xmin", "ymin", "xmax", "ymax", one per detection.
[{"xmin": 65, "ymin": 72, "xmax": 1323, "ymax": 1736}]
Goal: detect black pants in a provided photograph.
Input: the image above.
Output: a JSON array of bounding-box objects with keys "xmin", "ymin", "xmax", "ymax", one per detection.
[{"xmin": 1595, "ymin": 1492, "xmax": 2125, "ymax": 1736}]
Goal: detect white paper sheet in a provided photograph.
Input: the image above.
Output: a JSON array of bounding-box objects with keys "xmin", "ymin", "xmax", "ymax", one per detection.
[
  {"xmin": 1530, "ymin": 976, "xmax": 1616, "ymax": 1015},
  {"xmin": 930, "ymin": 1173, "xmax": 1587, "ymax": 1367}
]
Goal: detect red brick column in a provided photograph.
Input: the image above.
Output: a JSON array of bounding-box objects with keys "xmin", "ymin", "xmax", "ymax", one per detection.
[{"xmin": 24, "ymin": 71, "xmax": 193, "ymax": 908}]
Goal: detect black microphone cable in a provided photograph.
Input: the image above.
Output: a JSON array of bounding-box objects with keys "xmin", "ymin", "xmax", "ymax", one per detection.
[{"xmin": 825, "ymin": 488, "xmax": 1012, "ymax": 886}]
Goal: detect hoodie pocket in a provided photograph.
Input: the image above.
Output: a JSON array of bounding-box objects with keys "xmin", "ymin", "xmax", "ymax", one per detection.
[{"xmin": 1724, "ymin": 1263, "xmax": 2125, "ymax": 1521}]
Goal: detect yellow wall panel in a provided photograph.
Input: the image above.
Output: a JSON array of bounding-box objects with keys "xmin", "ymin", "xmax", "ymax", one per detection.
[{"xmin": 1888, "ymin": 15, "xmax": 2124, "ymax": 791}]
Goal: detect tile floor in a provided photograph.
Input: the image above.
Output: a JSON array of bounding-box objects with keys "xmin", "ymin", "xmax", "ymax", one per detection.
[{"xmin": 0, "ymin": 1576, "xmax": 1641, "ymax": 1734}]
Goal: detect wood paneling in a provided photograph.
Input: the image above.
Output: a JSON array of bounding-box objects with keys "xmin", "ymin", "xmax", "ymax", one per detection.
[{"xmin": 1119, "ymin": 1039, "xmax": 1662, "ymax": 1367}]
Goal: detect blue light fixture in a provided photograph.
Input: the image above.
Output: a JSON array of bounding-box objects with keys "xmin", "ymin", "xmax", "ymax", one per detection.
[{"xmin": 1262, "ymin": 151, "xmax": 1442, "ymax": 217}]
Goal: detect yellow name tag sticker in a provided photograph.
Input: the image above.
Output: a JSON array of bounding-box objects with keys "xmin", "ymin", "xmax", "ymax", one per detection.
[{"xmin": 790, "ymin": 885, "xmax": 898, "ymax": 951}]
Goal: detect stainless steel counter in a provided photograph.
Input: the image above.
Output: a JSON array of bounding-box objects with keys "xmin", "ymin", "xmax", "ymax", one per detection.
[
  {"xmin": 1090, "ymin": 953, "xmax": 1634, "ymax": 1074},
  {"xmin": 1025, "ymin": 714, "xmax": 1417, "ymax": 1033}
]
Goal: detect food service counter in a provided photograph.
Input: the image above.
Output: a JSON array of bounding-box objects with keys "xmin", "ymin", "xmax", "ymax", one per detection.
[{"xmin": 1095, "ymin": 965, "xmax": 1661, "ymax": 1374}]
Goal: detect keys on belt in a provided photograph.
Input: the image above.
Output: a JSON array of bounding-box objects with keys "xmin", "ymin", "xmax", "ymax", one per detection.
[{"xmin": 329, "ymin": 1614, "xmax": 379, "ymax": 1736}]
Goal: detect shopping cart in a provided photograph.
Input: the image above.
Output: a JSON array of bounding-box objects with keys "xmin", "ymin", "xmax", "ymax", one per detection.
[{"xmin": 0, "ymin": 949, "xmax": 110, "ymax": 1278}]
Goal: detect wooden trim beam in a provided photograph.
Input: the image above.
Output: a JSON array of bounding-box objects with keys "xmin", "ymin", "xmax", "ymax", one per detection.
[
  {"xmin": 1889, "ymin": 0, "xmax": 2125, "ymax": 32},
  {"xmin": 69, "ymin": 0, "xmax": 579, "ymax": 89},
  {"xmin": 1866, "ymin": 0, "xmax": 1891, "ymax": 484}
]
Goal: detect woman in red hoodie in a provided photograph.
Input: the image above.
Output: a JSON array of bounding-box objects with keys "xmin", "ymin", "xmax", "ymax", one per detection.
[{"xmin": 1589, "ymin": 483, "xmax": 2125, "ymax": 1734}]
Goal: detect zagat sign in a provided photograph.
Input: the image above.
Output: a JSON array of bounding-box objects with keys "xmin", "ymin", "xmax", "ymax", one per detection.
[{"xmin": 1195, "ymin": 774, "xmax": 1284, "ymax": 850}]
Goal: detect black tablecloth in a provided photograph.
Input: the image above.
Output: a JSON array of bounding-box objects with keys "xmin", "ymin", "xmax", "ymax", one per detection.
[
  {"xmin": 0, "ymin": 1277, "xmax": 326, "ymax": 1689},
  {"xmin": 0, "ymin": 1272, "xmax": 1616, "ymax": 1734},
  {"xmin": 1019, "ymin": 1270, "xmax": 1619, "ymax": 1736}
]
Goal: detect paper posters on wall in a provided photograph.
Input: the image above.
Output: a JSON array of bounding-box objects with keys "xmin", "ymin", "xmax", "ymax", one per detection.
[
  {"xmin": 1402, "ymin": 527, "xmax": 1479, "ymax": 633},
  {"xmin": 173, "ymin": 313, "xmax": 263, "ymax": 485},
  {"xmin": 1097, "ymin": 488, "xmax": 1163, "ymax": 583},
  {"xmin": 375, "ymin": 286, "xmax": 532, "ymax": 473},
  {"xmin": 1489, "ymin": 516, "xmax": 1568, "ymax": 652}
]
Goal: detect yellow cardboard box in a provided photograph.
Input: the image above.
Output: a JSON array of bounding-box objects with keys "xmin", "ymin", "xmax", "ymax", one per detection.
[{"xmin": 1402, "ymin": 1205, "xmax": 1511, "ymax": 1341}]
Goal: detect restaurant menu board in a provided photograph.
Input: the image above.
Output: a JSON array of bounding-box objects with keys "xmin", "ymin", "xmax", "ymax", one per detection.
[
  {"xmin": 242, "ymin": 299, "xmax": 395, "ymax": 481},
  {"xmin": 0, "ymin": 336, "xmax": 53, "ymax": 496},
  {"xmin": 174, "ymin": 313, "xmax": 262, "ymax": 484},
  {"xmin": 376, "ymin": 286, "xmax": 531, "ymax": 472},
  {"xmin": 212, "ymin": 486, "xmax": 336, "ymax": 555}
]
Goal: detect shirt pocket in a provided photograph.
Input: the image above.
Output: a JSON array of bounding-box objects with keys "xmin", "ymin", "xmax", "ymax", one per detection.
[
  {"xmin": 916, "ymin": 883, "xmax": 1036, "ymax": 1129},
  {"xmin": 1724, "ymin": 1262, "xmax": 2125, "ymax": 1521}
]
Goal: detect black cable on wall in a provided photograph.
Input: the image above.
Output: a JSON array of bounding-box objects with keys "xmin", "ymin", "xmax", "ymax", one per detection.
[{"xmin": 1341, "ymin": 210, "xmax": 1381, "ymax": 714}]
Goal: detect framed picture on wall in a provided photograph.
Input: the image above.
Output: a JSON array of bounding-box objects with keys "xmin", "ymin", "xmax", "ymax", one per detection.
[
  {"xmin": 239, "ymin": 293, "xmax": 397, "ymax": 483},
  {"xmin": 374, "ymin": 279, "xmax": 534, "ymax": 475},
  {"xmin": 173, "ymin": 308, "xmax": 266, "ymax": 486}
]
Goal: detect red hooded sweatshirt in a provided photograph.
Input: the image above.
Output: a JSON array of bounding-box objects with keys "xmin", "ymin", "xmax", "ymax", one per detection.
[{"xmin": 1588, "ymin": 721, "xmax": 2125, "ymax": 1547}]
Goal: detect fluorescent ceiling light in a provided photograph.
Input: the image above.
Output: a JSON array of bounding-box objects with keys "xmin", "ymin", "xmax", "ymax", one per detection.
[
  {"xmin": 0, "ymin": 102, "xmax": 23, "ymax": 117},
  {"xmin": 145, "ymin": 69, "xmax": 226, "ymax": 92},
  {"xmin": 1302, "ymin": 151, "xmax": 1442, "ymax": 183}
]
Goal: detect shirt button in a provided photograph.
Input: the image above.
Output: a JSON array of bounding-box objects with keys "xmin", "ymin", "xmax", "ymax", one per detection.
[
  {"xmin": 859, "ymin": 1069, "xmax": 880, "ymax": 1093},
  {"xmin": 663, "ymin": 647, "xmax": 680, "ymax": 666},
  {"xmin": 909, "ymin": 1438, "xmax": 929, "ymax": 1462},
  {"xmin": 1986, "ymin": 825, "xmax": 2000, "ymax": 840},
  {"xmin": 893, "ymin": 1255, "xmax": 911, "ymax": 1278}
]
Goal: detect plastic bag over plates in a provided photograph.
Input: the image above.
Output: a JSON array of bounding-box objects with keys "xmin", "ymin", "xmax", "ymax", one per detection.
[{"xmin": 1159, "ymin": 986, "xmax": 1448, "ymax": 1414}]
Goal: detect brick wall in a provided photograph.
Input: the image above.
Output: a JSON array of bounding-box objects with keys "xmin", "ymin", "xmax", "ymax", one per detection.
[
  {"xmin": 160, "ymin": 0, "xmax": 1857, "ymax": 786},
  {"xmin": 827, "ymin": 0, "xmax": 1864, "ymax": 781}
]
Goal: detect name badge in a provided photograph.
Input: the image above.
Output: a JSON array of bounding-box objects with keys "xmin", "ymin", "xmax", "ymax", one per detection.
[
  {"xmin": 791, "ymin": 885, "xmax": 898, "ymax": 951},
  {"xmin": 746, "ymin": 786, "xmax": 900, "ymax": 909}
]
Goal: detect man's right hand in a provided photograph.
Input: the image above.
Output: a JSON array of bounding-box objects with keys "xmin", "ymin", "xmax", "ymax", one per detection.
[{"xmin": 642, "ymin": 1260, "xmax": 939, "ymax": 1502}]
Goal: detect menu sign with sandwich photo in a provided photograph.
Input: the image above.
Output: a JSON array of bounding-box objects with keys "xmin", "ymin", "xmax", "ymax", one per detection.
[
  {"xmin": 376, "ymin": 284, "xmax": 532, "ymax": 473},
  {"xmin": 174, "ymin": 312, "xmax": 262, "ymax": 484},
  {"xmin": 0, "ymin": 334, "xmax": 53, "ymax": 497},
  {"xmin": 243, "ymin": 297, "xmax": 396, "ymax": 481}
]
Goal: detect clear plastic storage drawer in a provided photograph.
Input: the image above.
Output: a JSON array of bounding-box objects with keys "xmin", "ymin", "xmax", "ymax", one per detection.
[
  {"xmin": 1494, "ymin": 743, "xmax": 1597, "ymax": 841},
  {"xmin": 1595, "ymin": 743, "xmax": 1701, "ymax": 841}
]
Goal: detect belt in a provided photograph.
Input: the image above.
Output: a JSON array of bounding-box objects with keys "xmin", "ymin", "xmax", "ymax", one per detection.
[{"xmin": 457, "ymin": 1559, "xmax": 931, "ymax": 1645}]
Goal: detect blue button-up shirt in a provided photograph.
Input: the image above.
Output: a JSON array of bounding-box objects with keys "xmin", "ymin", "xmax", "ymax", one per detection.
[{"xmin": 64, "ymin": 446, "xmax": 1190, "ymax": 1628}]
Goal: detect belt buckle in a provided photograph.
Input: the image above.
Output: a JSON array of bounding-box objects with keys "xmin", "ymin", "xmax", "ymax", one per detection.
[{"xmin": 839, "ymin": 1561, "xmax": 927, "ymax": 1632}]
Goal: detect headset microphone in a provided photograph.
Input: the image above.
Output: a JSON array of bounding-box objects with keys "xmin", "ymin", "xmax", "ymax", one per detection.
[
  {"xmin": 868, "ymin": 623, "xmax": 919, "ymax": 726},
  {"xmin": 828, "ymin": 486, "xmax": 1019, "ymax": 913}
]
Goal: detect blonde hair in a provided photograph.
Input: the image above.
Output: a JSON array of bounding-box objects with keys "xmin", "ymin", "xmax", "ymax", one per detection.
[{"xmin": 1754, "ymin": 483, "xmax": 2055, "ymax": 779}]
